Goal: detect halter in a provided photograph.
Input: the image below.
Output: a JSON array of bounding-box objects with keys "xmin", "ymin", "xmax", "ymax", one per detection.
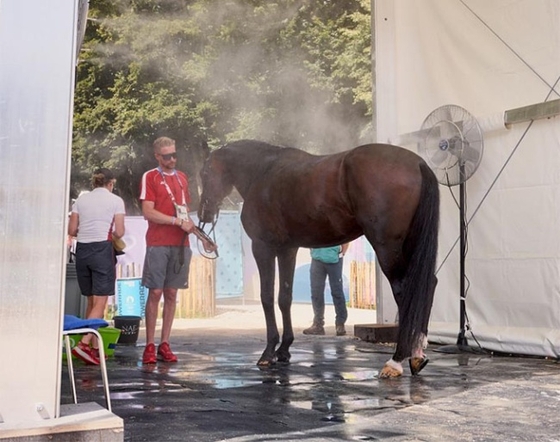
[{"xmin": 196, "ymin": 209, "xmax": 219, "ymax": 259}]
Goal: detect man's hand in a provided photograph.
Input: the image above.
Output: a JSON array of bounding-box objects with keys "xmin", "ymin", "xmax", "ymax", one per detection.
[
  {"xmin": 192, "ymin": 227, "xmax": 218, "ymax": 253},
  {"xmin": 180, "ymin": 217, "xmax": 195, "ymax": 234}
]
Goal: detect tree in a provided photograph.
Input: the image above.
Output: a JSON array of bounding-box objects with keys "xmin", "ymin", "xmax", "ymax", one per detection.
[{"xmin": 72, "ymin": 0, "xmax": 373, "ymax": 212}]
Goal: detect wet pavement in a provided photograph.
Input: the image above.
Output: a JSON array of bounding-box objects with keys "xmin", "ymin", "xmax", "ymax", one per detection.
[{"xmin": 60, "ymin": 304, "xmax": 560, "ymax": 441}]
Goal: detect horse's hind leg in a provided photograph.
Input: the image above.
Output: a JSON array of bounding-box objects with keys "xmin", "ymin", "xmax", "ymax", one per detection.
[
  {"xmin": 409, "ymin": 274, "xmax": 437, "ymax": 375},
  {"xmin": 252, "ymin": 240, "xmax": 280, "ymax": 366},
  {"xmin": 367, "ymin": 239, "xmax": 409, "ymax": 378},
  {"xmin": 366, "ymin": 234, "xmax": 413, "ymax": 378},
  {"xmin": 275, "ymin": 247, "xmax": 298, "ymax": 363},
  {"xmin": 375, "ymin": 250, "xmax": 437, "ymax": 378}
]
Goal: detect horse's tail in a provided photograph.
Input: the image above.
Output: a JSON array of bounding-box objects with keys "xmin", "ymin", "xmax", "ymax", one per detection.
[{"xmin": 396, "ymin": 162, "xmax": 440, "ymax": 360}]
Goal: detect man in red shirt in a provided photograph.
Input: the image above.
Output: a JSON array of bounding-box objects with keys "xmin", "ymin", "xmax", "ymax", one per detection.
[{"xmin": 139, "ymin": 136, "xmax": 195, "ymax": 364}]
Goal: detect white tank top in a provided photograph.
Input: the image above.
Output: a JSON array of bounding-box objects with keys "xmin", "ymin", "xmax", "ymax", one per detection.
[{"xmin": 71, "ymin": 187, "xmax": 126, "ymax": 243}]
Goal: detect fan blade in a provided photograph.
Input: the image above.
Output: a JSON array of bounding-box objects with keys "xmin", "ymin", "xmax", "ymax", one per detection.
[
  {"xmin": 430, "ymin": 148, "xmax": 449, "ymax": 166},
  {"xmin": 462, "ymin": 143, "xmax": 481, "ymax": 164}
]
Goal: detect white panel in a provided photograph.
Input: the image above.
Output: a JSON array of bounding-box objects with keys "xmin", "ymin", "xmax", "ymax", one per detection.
[
  {"xmin": 0, "ymin": 0, "xmax": 79, "ymax": 424},
  {"xmin": 375, "ymin": 0, "xmax": 560, "ymax": 356},
  {"xmin": 373, "ymin": 0, "xmax": 399, "ymax": 324}
]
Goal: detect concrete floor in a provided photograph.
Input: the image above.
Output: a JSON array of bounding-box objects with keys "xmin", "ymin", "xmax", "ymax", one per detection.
[{"xmin": 60, "ymin": 303, "xmax": 560, "ymax": 442}]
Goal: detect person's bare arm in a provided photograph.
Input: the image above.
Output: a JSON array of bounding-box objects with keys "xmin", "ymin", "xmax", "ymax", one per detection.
[
  {"xmin": 113, "ymin": 213, "xmax": 125, "ymax": 238},
  {"xmin": 141, "ymin": 200, "xmax": 194, "ymax": 233},
  {"xmin": 341, "ymin": 243, "xmax": 350, "ymax": 256},
  {"xmin": 68, "ymin": 213, "xmax": 79, "ymax": 237}
]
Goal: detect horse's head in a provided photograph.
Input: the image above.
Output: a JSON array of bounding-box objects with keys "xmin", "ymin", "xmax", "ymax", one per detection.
[{"xmin": 198, "ymin": 150, "xmax": 233, "ymax": 223}]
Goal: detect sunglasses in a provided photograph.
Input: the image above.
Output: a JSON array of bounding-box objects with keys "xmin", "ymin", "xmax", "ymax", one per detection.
[{"xmin": 159, "ymin": 152, "xmax": 177, "ymax": 161}]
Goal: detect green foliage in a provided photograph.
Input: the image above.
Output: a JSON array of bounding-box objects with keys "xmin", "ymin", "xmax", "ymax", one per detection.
[{"xmin": 72, "ymin": 0, "xmax": 373, "ymax": 213}]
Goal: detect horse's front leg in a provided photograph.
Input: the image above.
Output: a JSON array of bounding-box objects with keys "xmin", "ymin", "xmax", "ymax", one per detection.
[
  {"xmin": 252, "ymin": 241, "xmax": 279, "ymax": 366},
  {"xmin": 275, "ymin": 247, "xmax": 298, "ymax": 364}
]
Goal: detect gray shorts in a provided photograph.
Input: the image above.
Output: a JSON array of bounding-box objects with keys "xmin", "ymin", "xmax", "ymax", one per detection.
[{"xmin": 142, "ymin": 246, "xmax": 192, "ymax": 289}]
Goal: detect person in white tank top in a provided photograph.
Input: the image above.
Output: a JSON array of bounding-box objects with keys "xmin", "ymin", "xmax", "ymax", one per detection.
[{"xmin": 68, "ymin": 167, "xmax": 125, "ymax": 365}]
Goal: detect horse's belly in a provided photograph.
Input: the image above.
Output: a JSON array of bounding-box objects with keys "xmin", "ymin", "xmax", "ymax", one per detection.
[{"xmin": 241, "ymin": 205, "xmax": 361, "ymax": 248}]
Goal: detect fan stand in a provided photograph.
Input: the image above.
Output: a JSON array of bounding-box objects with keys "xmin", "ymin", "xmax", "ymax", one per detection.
[{"xmin": 435, "ymin": 164, "xmax": 485, "ymax": 355}]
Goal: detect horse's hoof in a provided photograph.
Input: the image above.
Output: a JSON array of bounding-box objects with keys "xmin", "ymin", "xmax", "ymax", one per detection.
[
  {"xmin": 257, "ymin": 353, "xmax": 277, "ymax": 367},
  {"xmin": 276, "ymin": 356, "xmax": 290, "ymax": 364},
  {"xmin": 409, "ymin": 356, "xmax": 429, "ymax": 375},
  {"xmin": 275, "ymin": 350, "xmax": 291, "ymax": 364},
  {"xmin": 379, "ymin": 364, "xmax": 403, "ymax": 378},
  {"xmin": 257, "ymin": 359, "xmax": 273, "ymax": 367}
]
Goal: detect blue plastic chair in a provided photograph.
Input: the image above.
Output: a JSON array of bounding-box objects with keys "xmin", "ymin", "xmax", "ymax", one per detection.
[{"xmin": 62, "ymin": 315, "xmax": 111, "ymax": 412}]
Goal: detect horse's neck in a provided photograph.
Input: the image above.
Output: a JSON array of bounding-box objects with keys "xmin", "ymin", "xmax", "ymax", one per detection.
[{"xmin": 223, "ymin": 146, "xmax": 279, "ymax": 196}]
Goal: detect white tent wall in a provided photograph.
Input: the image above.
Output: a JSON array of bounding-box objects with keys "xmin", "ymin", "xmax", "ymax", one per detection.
[{"xmin": 374, "ymin": 0, "xmax": 560, "ymax": 357}]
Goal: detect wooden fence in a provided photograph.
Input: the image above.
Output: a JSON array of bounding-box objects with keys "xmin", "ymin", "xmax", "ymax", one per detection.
[
  {"xmin": 175, "ymin": 255, "xmax": 216, "ymax": 318},
  {"xmin": 113, "ymin": 255, "xmax": 216, "ymax": 319},
  {"xmin": 349, "ymin": 261, "xmax": 376, "ymax": 309}
]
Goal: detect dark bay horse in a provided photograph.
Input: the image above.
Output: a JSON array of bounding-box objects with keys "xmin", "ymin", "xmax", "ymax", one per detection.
[{"xmin": 198, "ymin": 140, "xmax": 439, "ymax": 378}]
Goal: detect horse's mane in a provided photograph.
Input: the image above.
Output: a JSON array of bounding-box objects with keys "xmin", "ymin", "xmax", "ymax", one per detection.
[{"xmin": 221, "ymin": 139, "xmax": 311, "ymax": 176}]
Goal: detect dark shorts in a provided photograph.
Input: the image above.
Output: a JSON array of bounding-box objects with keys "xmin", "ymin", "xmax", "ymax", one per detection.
[
  {"xmin": 75, "ymin": 241, "xmax": 116, "ymax": 296},
  {"xmin": 142, "ymin": 246, "xmax": 192, "ymax": 289}
]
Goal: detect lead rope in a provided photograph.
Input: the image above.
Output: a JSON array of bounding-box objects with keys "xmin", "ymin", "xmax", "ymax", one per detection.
[{"xmin": 195, "ymin": 221, "xmax": 219, "ymax": 259}]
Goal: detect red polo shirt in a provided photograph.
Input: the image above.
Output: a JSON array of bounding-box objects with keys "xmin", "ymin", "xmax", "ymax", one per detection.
[{"xmin": 139, "ymin": 168, "xmax": 191, "ymax": 247}]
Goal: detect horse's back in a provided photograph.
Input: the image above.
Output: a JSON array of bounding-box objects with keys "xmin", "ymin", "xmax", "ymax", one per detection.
[
  {"xmin": 346, "ymin": 143, "xmax": 426, "ymax": 168},
  {"xmin": 343, "ymin": 143, "xmax": 426, "ymax": 194}
]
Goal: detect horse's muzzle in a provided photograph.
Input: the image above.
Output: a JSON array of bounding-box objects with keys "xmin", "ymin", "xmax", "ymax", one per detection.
[{"xmin": 198, "ymin": 201, "xmax": 216, "ymax": 223}]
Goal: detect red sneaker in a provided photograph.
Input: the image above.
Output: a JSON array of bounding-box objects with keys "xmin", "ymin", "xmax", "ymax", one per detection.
[
  {"xmin": 72, "ymin": 341, "xmax": 100, "ymax": 365},
  {"xmin": 157, "ymin": 342, "xmax": 178, "ymax": 362},
  {"xmin": 92, "ymin": 348, "xmax": 108, "ymax": 360},
  {"xmin": 142, "ymin": 343, "xmax": 157, "ymax": 364}
]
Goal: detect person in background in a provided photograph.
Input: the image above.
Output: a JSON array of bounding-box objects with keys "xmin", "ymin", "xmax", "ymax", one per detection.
[
  {"xmin": 139, "ymin": 136, "xmax": 195, "ymax": 364},
  {"xmin": 303, "ymin": 243, "xmax": 350, "ymax": 336},
  {"xmin": 68, "ymin": 168, "xmax": 125, "ymax": 365}
]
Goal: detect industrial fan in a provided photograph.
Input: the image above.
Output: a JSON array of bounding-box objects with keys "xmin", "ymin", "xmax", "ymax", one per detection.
[{"xmin": 418, "ymin": 104, "xmax": 484, "ymax": 353}]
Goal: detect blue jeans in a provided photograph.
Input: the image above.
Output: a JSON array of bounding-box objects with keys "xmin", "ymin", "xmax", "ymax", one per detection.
[{"xmin": 309, "ymin": 258, "xmax": 348, "ymax": 326}]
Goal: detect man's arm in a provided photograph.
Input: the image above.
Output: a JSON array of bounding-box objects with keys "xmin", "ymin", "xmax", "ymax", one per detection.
[{"xmin": 141, "ymin": 200, "xmax": 194, "ymax": 233}]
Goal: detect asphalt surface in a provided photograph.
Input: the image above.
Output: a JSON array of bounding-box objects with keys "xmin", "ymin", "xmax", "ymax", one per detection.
[{"xmin": 60, "ymin": 304, "xmax": 560, "ymax": 441}]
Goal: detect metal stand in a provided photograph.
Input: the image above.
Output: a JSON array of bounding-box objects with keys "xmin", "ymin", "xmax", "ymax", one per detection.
[{"xmin": 436, "ymin": 168, "xmax": 485, "ymax": 355}]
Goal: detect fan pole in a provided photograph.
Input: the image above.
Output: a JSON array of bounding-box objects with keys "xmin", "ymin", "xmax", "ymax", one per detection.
[
  {"xmin": 435, "ymin": 163, "xmax": 485, "ymax": 355},
  {"xmin": 457, "ymin": 178, "xmax": 468, "ymax": 348}
]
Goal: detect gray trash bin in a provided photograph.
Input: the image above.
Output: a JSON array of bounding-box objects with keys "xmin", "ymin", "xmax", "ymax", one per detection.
[{"xmin": 65, "ymin": 263, "xmax": 87, "ymax": 317}]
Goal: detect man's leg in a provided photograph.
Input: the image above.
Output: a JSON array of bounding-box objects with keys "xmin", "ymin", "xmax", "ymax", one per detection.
[
  {"xmin": 145, "ymin": 288, "xmax": 163, "ymax": 345},
  {"xmin": 160, "ymin": 288, "xmax": 178, "ymax": 343},
  {"xmin": 326, "ymin": 259, "xmax": 348, "ymax": 332},
  {"xmin": 304, "ymin": 260, "xmax": 327, "ymax": 335},
  {"xmin": 155, "ymin": 287, "xmax": 179, "ymax": 362},
  {"xmin": 141, "ymin": 289, "xmax": 163, "ymax": 364},
  {"xmin": 310, "ymin": 259, "xmax": 328, "ymax": 326}
]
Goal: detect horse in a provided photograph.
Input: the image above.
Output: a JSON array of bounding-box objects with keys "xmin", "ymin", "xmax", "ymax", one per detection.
[{"xmin": 198, "ymin": 140, "xmax": 439, "ymax": 378}]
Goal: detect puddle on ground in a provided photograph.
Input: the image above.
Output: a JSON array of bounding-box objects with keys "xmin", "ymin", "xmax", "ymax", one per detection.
[{"xmin": 340, "ymin": 369, "xmax": 378, "ymax": 381}]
